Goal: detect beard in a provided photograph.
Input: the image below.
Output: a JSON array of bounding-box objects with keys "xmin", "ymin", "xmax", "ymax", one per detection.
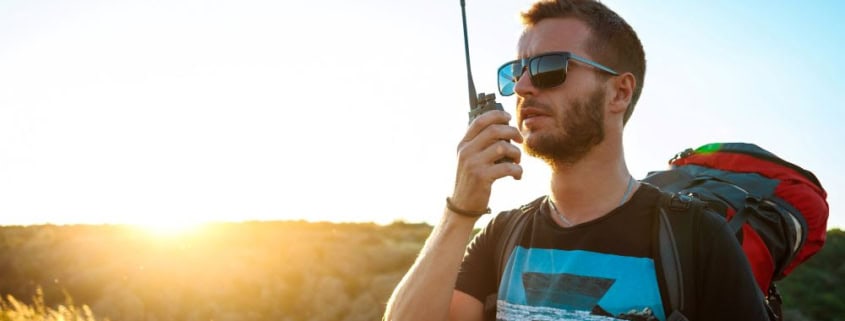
[{"xmin": 520, "ymin": 87, "xmax": 606, "ymax": 166}]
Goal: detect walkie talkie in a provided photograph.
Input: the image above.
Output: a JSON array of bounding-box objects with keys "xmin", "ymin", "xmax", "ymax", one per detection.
[{"xmin": 460, "ymin": 0, "xmax": 513, "ymax": 163}]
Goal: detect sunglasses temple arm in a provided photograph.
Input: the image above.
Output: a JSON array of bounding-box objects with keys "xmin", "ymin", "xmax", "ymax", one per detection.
[{"xmin": 570, "ymin": 55, "xmax": 619, "ymax": 75}]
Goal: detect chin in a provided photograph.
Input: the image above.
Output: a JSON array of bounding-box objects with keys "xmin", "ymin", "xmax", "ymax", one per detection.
[
  {"xmin": 520, "ymin": 123, "xmax": 548, "ymax": 136},
  {"xmin": 522, "ymin": 132, "xmax": 551, "ymax": 153}
]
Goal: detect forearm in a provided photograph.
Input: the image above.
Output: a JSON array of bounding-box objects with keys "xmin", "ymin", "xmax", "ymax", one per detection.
[
  {"xmin": 383, "ymin": 210, "xmax": 478, "ymax": 321},
  {"xmin": 384, "ymin": 109, "xmax": 521, "ymax": 320}
]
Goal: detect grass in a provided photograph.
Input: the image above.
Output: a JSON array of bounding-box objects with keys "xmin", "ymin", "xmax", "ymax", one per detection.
[{"xmin": 0, "ymin": 288, "xmax": 104, "ymax": 321}]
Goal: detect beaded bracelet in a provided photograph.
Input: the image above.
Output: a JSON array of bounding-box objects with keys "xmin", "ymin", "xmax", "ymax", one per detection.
[{"xmin": 445, "ymin": 197, "xmax": 491, "ymax": 218}]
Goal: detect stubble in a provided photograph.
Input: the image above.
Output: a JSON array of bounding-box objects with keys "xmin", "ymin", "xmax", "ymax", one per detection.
[{"xmin": 521, "ymin": 87, "xmax": 606, "ymax": 167}]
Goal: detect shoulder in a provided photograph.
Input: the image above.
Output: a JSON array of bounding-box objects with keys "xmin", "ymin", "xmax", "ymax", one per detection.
[
  {"xmin": 649, "ymin": 183, "xmax": 721, "ymax": 226},
  {"xmin": 655, "ymin": 189, "xmax": 747, "ymax": 271},
  {"xmin": 457, "ymin": 195, "xmax": 548, "ymax": 302},
  {"xmin": 484, "ymin": 196, "xmax": 546, "ymax": 237},
  {"xmin": 465, "ymin": 195, "xmax": 546, "ymax": 253}
]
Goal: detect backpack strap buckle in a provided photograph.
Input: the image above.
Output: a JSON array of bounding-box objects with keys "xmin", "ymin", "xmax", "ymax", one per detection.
[{"xmin": 668, "ymin": 193, "xmax": 694, "ymax": 211}]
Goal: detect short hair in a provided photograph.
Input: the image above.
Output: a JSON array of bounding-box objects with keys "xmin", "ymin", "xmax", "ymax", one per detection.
[{"xmin": 521, "ymin": 0, "xmax": 646, "ymax": 125}]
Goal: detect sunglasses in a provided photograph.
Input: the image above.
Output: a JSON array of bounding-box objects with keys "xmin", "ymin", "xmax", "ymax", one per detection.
[{"xmin": 497, "ymin": 51, "xmax": 619, "ymax": 96}]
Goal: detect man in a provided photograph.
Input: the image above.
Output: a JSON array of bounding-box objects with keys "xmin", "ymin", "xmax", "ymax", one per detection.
[{"xmin": 384, "ymin": 0, "xmax": 770, "ymax": 320}]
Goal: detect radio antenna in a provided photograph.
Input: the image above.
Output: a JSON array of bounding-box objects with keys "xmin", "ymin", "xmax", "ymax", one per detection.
[{"xmin": 460, "ymin": 0, "xmax": 478, "ymax": 109}]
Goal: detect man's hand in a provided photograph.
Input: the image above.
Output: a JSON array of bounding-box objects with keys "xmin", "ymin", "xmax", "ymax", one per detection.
[{"xmin": 451, "ymin": 110, "xmax": 523, "ymax": 216}]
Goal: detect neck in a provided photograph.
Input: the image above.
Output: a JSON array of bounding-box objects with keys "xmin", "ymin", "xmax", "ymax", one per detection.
[{"xmin": 547, "ymin": 138, "xmax": 638, "ymax": 227}]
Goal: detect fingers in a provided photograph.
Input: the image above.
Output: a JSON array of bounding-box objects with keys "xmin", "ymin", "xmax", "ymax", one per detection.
[
  {"xmin": 459, "ymin": 112, "xmax": 523, "ymax": 157},
  {"xmin": 450, "ymin": 111, "xmax": 524, "ymax": 213},
  {"xmin": 462, "ymin": 111, "xmax": 523, "ymax": 145},
  {"xmin": 457, "ymin": 125, "xmax": 521, "ymax": 161},
  {"xmin": 457, "ymin": 111, "xmax": 523, "ymax": 173},
  {"xmin": 479, "ymin": 140, "xmax": 523, "ymax": 169}
]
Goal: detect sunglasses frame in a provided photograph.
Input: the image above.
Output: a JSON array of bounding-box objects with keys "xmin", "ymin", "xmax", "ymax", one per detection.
[{"xmin": 497, "ymin": 51, "xmax": 619, "ymax": 96}]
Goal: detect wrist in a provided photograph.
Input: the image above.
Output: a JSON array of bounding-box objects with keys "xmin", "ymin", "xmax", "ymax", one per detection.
[{"xmin": 445, "ymin": 197, "xmax": 491, "ymax": 218}]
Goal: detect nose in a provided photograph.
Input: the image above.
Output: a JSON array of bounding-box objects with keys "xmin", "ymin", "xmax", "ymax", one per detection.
[{"xmin": 513, "ymin": 66, "xmax": 537, "ymax": 97}]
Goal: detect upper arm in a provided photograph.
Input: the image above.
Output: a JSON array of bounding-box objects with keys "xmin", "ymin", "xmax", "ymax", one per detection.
[
  {"xmin": 449, "ymin": 290, "xmax": 484, "ymax": 321},
  {"xmin": 453, "ymin": 211, "xmax": 520, "ymax": 321},
  {"xmin": 695, "ymin": 210, "xmax": 771, "ymax": 320}
]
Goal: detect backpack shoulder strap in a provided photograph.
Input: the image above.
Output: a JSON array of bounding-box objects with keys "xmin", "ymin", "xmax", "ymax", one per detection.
[
  {"xmin": 657, "ymin": 191, "xmax": 699, "ymax": 321},
  {"xmin": 482, "ymin": 196, "xmax": 544, "ymax": 320},
  {"xmin": 494, "ymin": 198, "xmax": 539, "ymax": 284}
]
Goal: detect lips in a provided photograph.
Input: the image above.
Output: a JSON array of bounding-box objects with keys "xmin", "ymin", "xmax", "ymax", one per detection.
[
  {"xmin": 519, "ymin": 106, "xmax": 551, "ymax": 127},
  {"xmin": 521, "ymin": 107, "xmax": 548, "ymax": 119}
]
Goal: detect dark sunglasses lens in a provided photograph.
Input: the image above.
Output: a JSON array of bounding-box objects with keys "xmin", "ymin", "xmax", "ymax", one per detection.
[
  {"xmin": 530, "ymin": 54, "xmax": 567, "ymax": 89},
  {"xmin": 497, "ymin": 62, "xmax": 522, "ymax": 96}
]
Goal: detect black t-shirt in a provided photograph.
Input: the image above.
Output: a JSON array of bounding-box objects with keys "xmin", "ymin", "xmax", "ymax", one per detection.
[{"xmin": 455, "ymin": 184, "xmax": 770, "ymax": 321}]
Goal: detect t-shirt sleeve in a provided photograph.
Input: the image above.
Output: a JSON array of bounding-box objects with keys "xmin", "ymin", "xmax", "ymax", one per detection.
[
  {"xmin": 454, "ymin": 212, "xmax": 510, "ymax": 303},
  {"xmin": 695, "ymin": 208, "xmax": 772, "ymax": 321}
]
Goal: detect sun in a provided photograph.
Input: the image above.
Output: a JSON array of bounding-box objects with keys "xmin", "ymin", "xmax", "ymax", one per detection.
[{"xmin": 131, "ymin": 217, "xmax": 207, "ymax": 237}]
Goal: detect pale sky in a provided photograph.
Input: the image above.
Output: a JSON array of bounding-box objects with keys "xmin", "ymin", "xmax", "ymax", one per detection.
[{"xmin": 0, "ymin": 0, "xmax": 842, "ymax": 230}]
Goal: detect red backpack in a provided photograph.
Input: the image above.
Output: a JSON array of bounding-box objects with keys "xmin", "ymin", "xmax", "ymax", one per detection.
[{"xmin": 643, "ymin": 142, "xmax": 829, "ymax": 320}]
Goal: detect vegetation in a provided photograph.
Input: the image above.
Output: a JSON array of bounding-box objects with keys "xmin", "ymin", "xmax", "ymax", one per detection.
[
  {"xmin": 0, "ymin": 221, "xmax": 430, "ymax": 321},
  {"xmin": 0, "ymin": 287, "xmax": 102, "ymax": 321},
  {"xmin": 779, "ymin": 228, "xmax": 845, "ymax": 321},
  {"xmin": 0, "ymin": 222, "xmax": 840, "ymax": 321}
]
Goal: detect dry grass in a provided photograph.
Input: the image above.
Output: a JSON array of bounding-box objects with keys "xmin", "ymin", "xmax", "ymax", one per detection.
[{"xmin": 0, "ymin": 288, "xmax": 104, "ymax": 321}]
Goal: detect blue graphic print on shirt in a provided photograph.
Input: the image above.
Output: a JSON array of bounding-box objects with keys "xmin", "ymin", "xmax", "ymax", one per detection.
[{"xmin": 497, "ymin": 246, "xmax": 666, "ymax": 321}]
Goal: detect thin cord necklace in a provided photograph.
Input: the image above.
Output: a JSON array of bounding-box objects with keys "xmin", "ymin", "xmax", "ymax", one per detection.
[{"xmin": 549, "ymin": 176, "xmax": 636, "ymax": 227}]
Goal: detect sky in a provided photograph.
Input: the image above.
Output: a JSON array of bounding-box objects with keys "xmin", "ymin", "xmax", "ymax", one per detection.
[{"xmin": 0, "ymin": 0, "xmax": 843, "ymax": 230}]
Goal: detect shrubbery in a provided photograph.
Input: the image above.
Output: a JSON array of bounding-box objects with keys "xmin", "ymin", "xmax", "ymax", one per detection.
[{"xmin": 0, "ymin": 221, "xmax": 429, "ymax": 321}]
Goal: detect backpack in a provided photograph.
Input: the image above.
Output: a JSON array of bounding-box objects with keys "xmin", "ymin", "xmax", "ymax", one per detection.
[
  {"xmin": 483, "ymin": 142, "xmax": 829, "ymax": 321},
  {"xmin": 644, "ymin": 142, "xmax": 829, "ymax": 320}
]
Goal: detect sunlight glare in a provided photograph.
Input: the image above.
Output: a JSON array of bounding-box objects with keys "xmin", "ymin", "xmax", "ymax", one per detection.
[{"xmin": 131, "ymin": 217, "xmax": 206, "ymax": 237}]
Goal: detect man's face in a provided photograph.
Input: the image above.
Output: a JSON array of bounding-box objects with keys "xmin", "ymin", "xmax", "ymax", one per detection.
[{"xmin": 514, "ymin": 18, "xmax": 608, "ymax": 165}]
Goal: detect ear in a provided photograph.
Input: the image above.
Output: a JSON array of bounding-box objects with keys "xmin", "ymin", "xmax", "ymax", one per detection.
[{"xmin": 607, "ymin": 72, "xmax": 636, "ymax": 116}]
